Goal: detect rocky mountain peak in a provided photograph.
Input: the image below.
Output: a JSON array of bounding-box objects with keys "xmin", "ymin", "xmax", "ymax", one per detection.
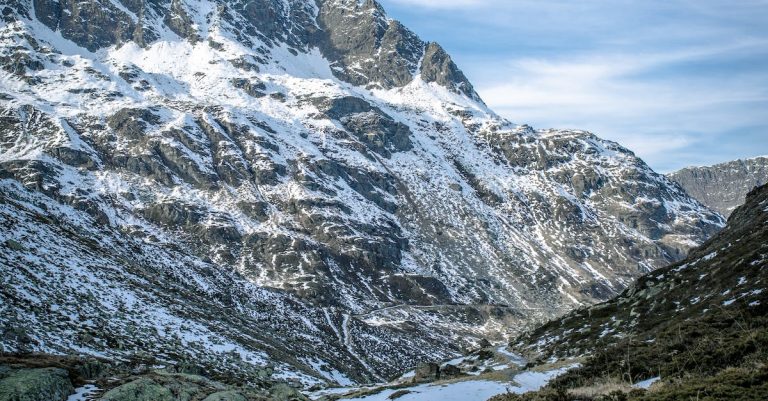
[
  {"xmin": 13, "ymin": 0, "xmax": 481, "ymax": 99},
  {"xmin": 421, "ymin": 41, "xmax": 481, "ymax": 101},
  {"xmin": 315, "ymin": 0, "xmax": 480, "ymax": 98},
  {"xmin": 1, "ymin": 0, "xmax": 724, "ymax": 387}
]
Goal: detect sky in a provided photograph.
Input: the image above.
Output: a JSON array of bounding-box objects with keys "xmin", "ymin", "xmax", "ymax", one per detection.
[{"xmin": 379, "ymin": 0, "xmax": 768, "ymax": 172}]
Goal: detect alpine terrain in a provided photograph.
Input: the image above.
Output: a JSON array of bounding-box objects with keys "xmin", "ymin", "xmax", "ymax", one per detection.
[
  {"xmin": 498, "ymin": 182, "xmax": 768, "ymax": 400},
  {"xmin": 668, "ymin": 156, "xmax": 768, "ymax": 217},
  {"xmin": 0, "ymin": 0, "xmax": 724, "ymax": 395}
]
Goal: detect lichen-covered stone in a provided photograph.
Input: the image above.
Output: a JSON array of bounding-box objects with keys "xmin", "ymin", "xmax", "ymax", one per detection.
[
  {"xmin": 268, "ymin": 383, "xmax": 307, "ymax": 401},
  {"xmin": 0, "ymin": 368, "xmax": 74, "ymax": 401},
  {"xmin": 202, "ymin": 391, "xmax": 248, "ymax": 401},
  {"xmin": 99, "ymin": 378, "xmax": 174, "ymax": 401}
]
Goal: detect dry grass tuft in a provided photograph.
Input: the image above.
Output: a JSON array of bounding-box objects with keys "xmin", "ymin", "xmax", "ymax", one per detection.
[{"xmin": 568, "ymin": 380, "xmax": 634, "ymax": 398}]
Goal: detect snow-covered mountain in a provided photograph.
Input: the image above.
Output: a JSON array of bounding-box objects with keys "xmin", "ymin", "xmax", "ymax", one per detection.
[
  {"xmin": 668, "ymin": 156, "xmax": 768, "ymax": 217},
  {"xmin": 0, "ymin": 0, "xmax": 723, "ymax": 387}
]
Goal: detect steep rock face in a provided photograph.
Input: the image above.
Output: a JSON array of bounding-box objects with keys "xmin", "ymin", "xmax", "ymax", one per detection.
[
  {"xmin": 315, "ymin": 0, "xmax": 419, "ymax": 89},
  {"xmin": 668, "ymin": 156, "xmax": 768, "ymax": 217},
  {"xmin": 419, "ymin": 42, "xmax": 479, "ymax": 101},
  {"xmin": 1, "ymin": 0, "xmax": 722, "ymax": 387},
  {"xmin": 32, "ymin": 0, "xmax": 140, "ymax": 50},
  {"xmin": 314, "ymin": 0, "xmax": 479, "ymax": 100}
]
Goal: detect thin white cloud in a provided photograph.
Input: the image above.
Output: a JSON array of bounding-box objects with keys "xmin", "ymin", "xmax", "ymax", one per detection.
[
  {"xmin": 471, "ymin": 41, "xmax": 768, "ymax": 170},
  {"xmin": 387, "ymin": 0, "xmax": 492, "ymax": 9}
]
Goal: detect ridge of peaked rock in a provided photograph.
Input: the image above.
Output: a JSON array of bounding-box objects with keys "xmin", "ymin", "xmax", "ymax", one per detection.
[{"xmin": 0, "ymin": 0, "xmax": 724, "ymax": 387}]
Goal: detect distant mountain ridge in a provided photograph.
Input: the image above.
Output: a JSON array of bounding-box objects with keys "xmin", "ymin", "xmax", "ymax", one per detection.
[
  {"xmin": 0, "ymin": 0, "xmax": 723, "ymax": 387},
  {"xmin": 668, "ymin": 156, "xmax": 768, "ymax": 217}
]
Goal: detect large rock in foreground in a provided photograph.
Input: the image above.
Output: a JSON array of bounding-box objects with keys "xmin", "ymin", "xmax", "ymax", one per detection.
[{"xmin": 0, "ymin": 367, "xmax": 74, "ymax": 401}]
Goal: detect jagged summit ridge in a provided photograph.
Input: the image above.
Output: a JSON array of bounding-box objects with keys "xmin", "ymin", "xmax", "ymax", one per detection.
[
  {"xmin": 1, "ymin": 0, "xmax": 723, "ymax": 387},
  {"xmin": 9, "ymin": 0, "xmax": 481, "ymax": 100}
]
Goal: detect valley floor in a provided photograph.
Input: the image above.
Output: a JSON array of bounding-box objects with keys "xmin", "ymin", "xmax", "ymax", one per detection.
[
  {"xmin": 308, "ymin": 346, "xmax": 577, "ymax": 401},
  {"xmin": 327, "ymin": 367, "xmax": 573, "ymax": 401}
]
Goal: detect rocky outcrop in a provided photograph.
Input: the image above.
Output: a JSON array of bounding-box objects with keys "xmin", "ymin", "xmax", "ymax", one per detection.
[
  {"xmin": 413, "ymin": 363, "xmax": 441, "ymax": 383},
  {"xmin": 411, "ymin": 362, "xmax": 463, "ymax": 383},
  {"xmin": 439, "ymin": 364, "xmax": 462, "ymax": 380},
  {"xmin": 314, "ymin": 0, "xmax": 481, "ymax": 98},
  {"xmin": 0, "ymin": 355, "xmax": 304, "ymax": 401},
  {"xmin": 231, "ymin": 78, "xmax": 267, "ymax": 99},
  {"xmin": 20, "ymin": 0, "xmax": 479, "ymax": 98},
  {"xmin": 314, "ymin": 96, "xmax": 414, "ymax": 157},
  {"xmin": 100, "ymin": 378, "xmax": 175, "ymax": 401},
  {"xmin": 315, "ymin": 0, "xmax": 423, "ymax": 90},
  {"xmin": 32, "ymin": 0, "xmax": 141, "ymax": 51},
  {"xmin": 420, "ymin": 42, "xmax": 481, "ymax": 101},
  {"xmin": 668, "ymin": 156, "xmax": 768, "ymax": 216},
  {"xmin": 164, "ymin": 0, "xmax": 199, "ymax": 43},
  {"xmin": 0, "ymin": 368, "xmax": 74, "ymax": 401}
]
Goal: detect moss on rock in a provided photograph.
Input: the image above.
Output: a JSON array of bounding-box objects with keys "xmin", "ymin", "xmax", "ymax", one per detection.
[
  {"xmin": 202, "ymin": 390, "xmax": 248, "ymax": 401},
  {"xmin": 0, "ymin": 367, "xmax": 74, "ymax": 401},
  {"xmin": 99, "ymin": 378, "xmax": 174, "ymax": 401}
]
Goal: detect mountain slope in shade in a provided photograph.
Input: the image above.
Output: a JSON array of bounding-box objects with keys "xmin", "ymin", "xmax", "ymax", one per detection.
[
  {"xmin": 502, "ymin": 183, "xmax": 768, "ymax": 400},
  {"xmin": 1, "ymin": 0, "xmax": 723, "ymax": 386},
  {"xmin": 668, "ymin": 156, "xmax": 768, "ymax": 217}
]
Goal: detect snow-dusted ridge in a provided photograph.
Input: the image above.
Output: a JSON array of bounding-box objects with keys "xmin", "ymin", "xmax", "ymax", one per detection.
[
  {"xmin": 668, "ymin": 156, "xmax": 768, "ymax": 217},
  {"xmin": 1, "ymin": 0, "xmax": 722, "ymax": 387}
]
